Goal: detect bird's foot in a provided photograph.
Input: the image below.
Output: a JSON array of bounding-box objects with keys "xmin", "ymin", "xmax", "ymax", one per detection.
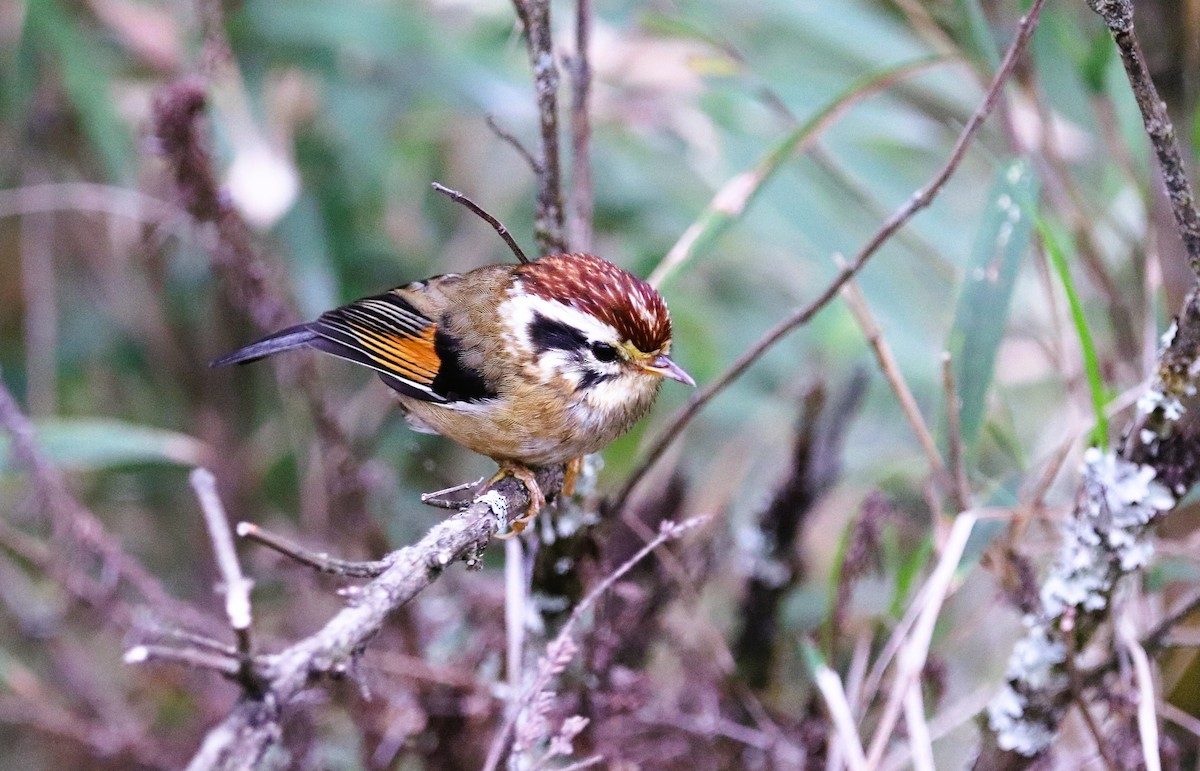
[
  {"xmin": 562, "ymin": 456, "xmax": 585, "ymax": 498},
  {"xmin": 490, "ymin": 462, "xmax": 544, "ymax": 539}
]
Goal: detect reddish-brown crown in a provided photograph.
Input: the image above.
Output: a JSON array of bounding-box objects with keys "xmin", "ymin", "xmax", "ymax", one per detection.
[{"xmin": 516, "ymin": 253, "xmax": 672, "ymax": 353}]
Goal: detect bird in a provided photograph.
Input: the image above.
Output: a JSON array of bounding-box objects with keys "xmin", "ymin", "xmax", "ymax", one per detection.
[{"xmin": 211, "ymin": 252, "xmax": 694, "ymax": 537}]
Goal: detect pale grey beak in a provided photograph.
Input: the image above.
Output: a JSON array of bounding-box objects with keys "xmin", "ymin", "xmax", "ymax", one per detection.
[{"xmin": 643, "ymin": 354, "xmax": 696, "ymax": 386}]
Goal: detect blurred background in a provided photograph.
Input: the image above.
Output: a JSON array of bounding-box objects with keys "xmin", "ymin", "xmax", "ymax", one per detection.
[{"xmin": 2, "ymin": 0, "xmax": 1199, "ymax": 767}]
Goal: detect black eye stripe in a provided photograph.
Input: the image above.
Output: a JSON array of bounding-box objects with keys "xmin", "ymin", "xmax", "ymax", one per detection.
[{"xmin": 529, "ymin": 313, "xmax": 588, "ymax": 353}]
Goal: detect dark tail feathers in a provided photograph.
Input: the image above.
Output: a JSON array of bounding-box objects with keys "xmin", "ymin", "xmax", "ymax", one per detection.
[{"xmin": 209, "ymin": 325, "xmax": 317, "ymax": 367}]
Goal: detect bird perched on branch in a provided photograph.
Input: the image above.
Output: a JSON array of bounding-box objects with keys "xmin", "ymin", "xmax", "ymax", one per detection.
[{"xmin": 212, "ymin": 251, "xmax": 693, "ymax": 537}]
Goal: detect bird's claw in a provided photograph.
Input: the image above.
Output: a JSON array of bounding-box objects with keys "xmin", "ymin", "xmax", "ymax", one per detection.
[{"xmin": 489, "ymin": 463, "xmax": 544, "ymax": 539}]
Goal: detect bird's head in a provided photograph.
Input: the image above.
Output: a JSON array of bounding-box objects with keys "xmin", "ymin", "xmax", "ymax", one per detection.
[{"xmin": 501, "ymin": 253, "xmax": 694, "ymax": 413}]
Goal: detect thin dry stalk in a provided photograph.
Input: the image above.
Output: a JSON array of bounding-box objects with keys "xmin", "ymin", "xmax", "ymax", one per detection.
[
  {"xmin": 864, "ymin": 513, "xmax": 977, "ymax": 769},
  {"xmin": 840, "ymin": 274, "xmax": 952, "ymax": 502},
  {"xmin": 566, "ymin": 0, "xmax": 593, "ymax": 252},
  {"xmin": 941, "ymin": 352, "xmax": 972, "ymax": 511},
  {"xmin": 237, "ymin": 522, "xmax": 392, "ymax": 578},
  {"xmin": 481, "ymin": 517, "xmax": 707, "ymax": 771},
  {"xmin": 809, "ymin": 649, "xmax": 868, "ymax": 771},
  {"xmin": 613, "ymin": 0, "xmax": 1047, "ymax": 514},
  {"xmin": 512, "ymin": 0, "xmax": 566, "ymax": 255},
  {"xmin": 1119, "ymin": 615, "xmax": 1162, "ymax": 771}
]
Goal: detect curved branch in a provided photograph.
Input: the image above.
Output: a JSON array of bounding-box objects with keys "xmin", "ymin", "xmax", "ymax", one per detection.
[
  {"xmin": 611, "ymin": 0, "xmax": 1046, "ymax": 515},
  {"xmin": 183, "ymin": 466, "xmax": 563, "ymax": 771}
]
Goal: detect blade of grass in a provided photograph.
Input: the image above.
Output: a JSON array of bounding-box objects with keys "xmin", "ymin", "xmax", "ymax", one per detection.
[
  {"xmin": 1037, "ymin": 217, "xmax": 1109, "ymax": 448},
  {"xmin": 948, "ymin": 160, "xmax": 1039, "ymax": 444},
  {"xmin": 648, "ymin": 55, "xmax": 947, "ymax": 289}
]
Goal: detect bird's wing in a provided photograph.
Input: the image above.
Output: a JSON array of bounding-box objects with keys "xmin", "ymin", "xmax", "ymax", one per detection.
[
  {"xmin": 307, "ymin": 291, "xmax": 449, "ymax": 402},
  {"xmin": 212, "ymin": 281, "xmax": 495, "ymax": 405}
]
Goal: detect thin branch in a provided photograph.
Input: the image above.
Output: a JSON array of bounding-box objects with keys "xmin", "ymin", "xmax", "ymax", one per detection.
[
  {"xmin": 1087, "ymin": 0, "xmax": 1200, "ymax": 275},
  {"xmin": 124, "ymin": 644, "xmax": 241, "ymax": 677},
  {"xmin": 187, "ymin": 466, "xmax": 565, "ymax": 770},
  {"xmin": 513, "ymin": 0, "xmax": 566, "ymax": 255},
  {"xmin": 566, "ymin": 0, "xmax": 593, "ymax": 252},
  {"xmin": 840, "ymin": 272, "xmax": 954, "ymax": 504},
  {"xmin": 431, "ymin": 182, "xmax": 531, "ymax": 264},
  {"xmin": 190, "ymin": 468, "xmax": 260, "ymax": 695},
  {"xmin": 941, "ymin": 352, "xmax": 973, "ymax": 511},
  {"xmin": 236, "ymin": 522, "xmax": 392, "ymax": 579},
  {"xmin": 481, "ymin": 516, "xmax": 708, "ymax": 771},
  {"xmin": 486, "ymin": 114, "xmax": 543, "ymax": 175},
  {"xmin": 612, "ymin": 0, "xmax": 1046, "ymax": 515},
  {"xmin": 191, "ymin": 470, "xmax": 253, "ymax": 641}
]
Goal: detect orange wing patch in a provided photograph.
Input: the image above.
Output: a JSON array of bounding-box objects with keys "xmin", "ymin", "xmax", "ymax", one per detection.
[
  {"xmin": 354, "ymin": 324, "xmax": 439, "ymax": 385},
  {"xmin": 309, "ymin": 292, "xmax": 448, "ymax": 401}
]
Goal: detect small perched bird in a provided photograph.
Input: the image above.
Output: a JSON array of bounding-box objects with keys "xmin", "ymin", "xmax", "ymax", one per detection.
[{"xmin": 212, "ymin": 252, "xmax": 694, "ymax": 536}]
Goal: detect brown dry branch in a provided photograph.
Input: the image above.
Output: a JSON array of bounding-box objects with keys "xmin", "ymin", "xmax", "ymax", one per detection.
[
  {"xmin": 566, "ymin": 0, "xmax": 594, "ymax": 253},
  {"xmin": 236, "ymin": 522, "xmax": 392, "ymax": 578},
  {"xmin": 975, "ymin": 0, "xmax": 1200, "ymax": 766},
  {"xmin": 150, "ymin": 79, "xmax": 380, "ymax": 553},
  {"xmin": 512, "ymin": 0, "xmax": 566, "ymax": 255},
  {"xmin": 611, "ymin": 0, "xmax": 1047, "ymax": 517},
  {"xmin": 180, "ymin": 465, "xmax": 564, "ymax": 771},
  {"xmin": 481, "ymin": 516, "xmax": 708, "ymax": 771}
]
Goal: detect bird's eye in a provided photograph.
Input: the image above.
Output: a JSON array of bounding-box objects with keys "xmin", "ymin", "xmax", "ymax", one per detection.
[{"xmin": 590, "ymin": 342, "xmax": 619, "ymax": 362}]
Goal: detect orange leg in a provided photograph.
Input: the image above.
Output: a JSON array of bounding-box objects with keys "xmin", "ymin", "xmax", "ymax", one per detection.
[
  {"xmin": 490, "ymin": 462, "xmax": 544, "ymax": 539},
  {"xmin": 562, "ymin": 456, "xmax": 584, "ymax": 498}
]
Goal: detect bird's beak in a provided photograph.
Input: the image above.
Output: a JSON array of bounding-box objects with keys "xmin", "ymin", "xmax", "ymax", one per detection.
[{"xmin": 642, "ymin": 354, "xmax": 696, "ymax": 386}]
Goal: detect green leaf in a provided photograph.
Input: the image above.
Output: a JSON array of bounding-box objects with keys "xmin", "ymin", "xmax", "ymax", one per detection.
[
  {"xmin": 948, "ymin": 160, "xmax": 1038, "ymax": 444},
  {"xmin": 1, "ymin": 419, "xmax": 206, "ymax": 473}
]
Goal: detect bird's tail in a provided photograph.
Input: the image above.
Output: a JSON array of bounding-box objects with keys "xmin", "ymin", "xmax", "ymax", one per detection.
[{"xmin": 209, "ymin": 324, "xmax": 317, "ymax": 367}]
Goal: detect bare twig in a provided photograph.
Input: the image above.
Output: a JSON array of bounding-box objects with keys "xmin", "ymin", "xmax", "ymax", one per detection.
[
  {"xmin": 191, "ymin": 470, "xmax": 253, "ymax": 644},
  {"xmin": 1087, "ymin": 0, "xmax": 1200, "ymax": 274},
  {"xmin": 840, "ymin": 273, "xmax": 954, "ymax": 505},
  {"xmin": 512, "ymin": 0, "xmax": 566, "ymax": 255},
  {"xmin": 612, "ymin": 0, "xmax": 1046, "ymax": 515},
  {"xmin": 941, "ymin": 352, "xmax": 973, "ymax": 511},
  {"xmin": 236, "ymin": 522, "xmax": 392, "ymax": 578},
  {"xmin": 566, "ymin": 0, "xmax": 593, "ymax": 252},
  {"xmin": 481, "ymin": 516, "xmax": 708, "ymax": 771},
  {"xmin": 187, "ymin": 466, "xmax": 565, "ymax": 770},
  {"xmin": 486, "ymin": 114, "xmax": 543, "ymax": 175},
  {"xmin": 124, "ymin": 644, "xmax": 241, "ymax": 677},
  {"xmin": 431, "ymin": 182, "xmax": 531, "ymax": 264},
  {"xmin": 864, "ymin": 512, "xmax": 977, "ymax": 769},
  {"xmin": 190, "ymin": 468, "xmax": 260, "ymax": 695}
]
